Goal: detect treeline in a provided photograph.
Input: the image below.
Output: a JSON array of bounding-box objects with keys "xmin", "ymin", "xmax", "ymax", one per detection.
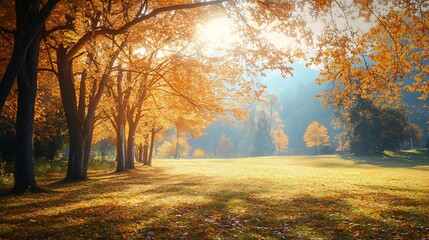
[{"xmin": 0, "ymin": 0, "xmax": 309, "ymax": 193}]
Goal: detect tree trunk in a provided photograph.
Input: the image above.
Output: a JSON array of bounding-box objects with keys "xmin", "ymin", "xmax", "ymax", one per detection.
[
  {"xmin": 0, "ymin": 0, "xmax": 60, "ymax": 111},
  {"xmin": 125, "ymin": 124, "xmax": 136, "ymax": 169},
  {"xmin": 82, "ymin": 118, "xmax": 94, "ymax": 179},
  {"xmin": 148, "ymin": 128, "xmax": 156, "ymax": 166},
  {"xmin": 66, "ymin": 131, "xmax": 85, "ymax": 181},
  {"xmin": 143, "ymin": 140, "xmax": 149, "ymax": 165},
  {"xmin": 12, "ymin": 31, "xmax": 41, "ymax": 193},
  {"xmin": 116, "ymin": 121, "xmax": 126, "ymax": 172},
  {"xmin": 57, "ymin": 46, "xmax": 86, "ymax": 181},
  {"xmin": 175, "ymin": 132, "xmax": 180, "ymax": 159},
  {"xmin": 138, "ymin": 143, "xmax": 143, "ymax": 163}
]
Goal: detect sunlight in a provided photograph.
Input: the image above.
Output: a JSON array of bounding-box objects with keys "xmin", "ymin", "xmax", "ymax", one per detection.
[
  {"xmin": 133, "ymin": 47, "xmax": 146, "ymax": 56},
  {"xmin": 197, "ymin": 17, "xmax": 238, "ymax": 50}
]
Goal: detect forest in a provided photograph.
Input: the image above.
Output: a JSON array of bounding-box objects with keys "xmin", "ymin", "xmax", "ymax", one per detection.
[{"xmin": 0, "ymin": 0, "xmax": 428, "ymax": 239}]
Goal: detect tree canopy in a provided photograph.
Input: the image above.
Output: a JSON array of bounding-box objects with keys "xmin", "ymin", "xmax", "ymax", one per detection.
[
  {"xmin": 0, "ymin": 0, "xmax": 428, "ymax": 192},
  {"xmin": 304, "ymin": 121, "xmax": 330, "ymax": 155}
]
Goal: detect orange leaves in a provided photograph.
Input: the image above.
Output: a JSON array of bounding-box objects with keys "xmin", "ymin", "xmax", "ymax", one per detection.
[
  {"xmin": 272, "ymin": 128, "xmax": 288, "ymax": 154},
  {"xmin": 303, "ymin": 121, "xmax": 330, "ymax": 150},
  {"xmin": 313, "ymin": 1, "xmax": 429, "ymax": 106},
  {"xmin": 193, "ymin": 148, "xmax": 206, "ymax": 158}
]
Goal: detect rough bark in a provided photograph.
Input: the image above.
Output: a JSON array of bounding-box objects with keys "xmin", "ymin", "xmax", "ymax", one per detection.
[
  {"xmin": 125, "ymin": 124, "xmax": 136, "ymax": 169},
  {"xmin": 66, "ymin": 131, "xmax": 85, "ymax": 181},
  {"xmin": 114, "ymin": 70, "xmax": 126, "ymax": 172},
  {"xmin": 116, "ymin": 121, "xmax": 126, "ymax": 172},
  {"xmin": 12, "ymin": 32, "xmax": 41, "ymax": 193},
  {"xmin": 57, "ymin": 46, "xmax": 86, "ymax": 181},
  {"xmin": 82, "ymin": 118, "xmax": 94, "ymax": 179}
]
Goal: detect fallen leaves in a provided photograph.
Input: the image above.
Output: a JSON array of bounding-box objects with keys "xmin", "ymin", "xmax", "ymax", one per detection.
[{"xmin": 0, "ymin": 156, "xmax": 428, "ymax": 239}]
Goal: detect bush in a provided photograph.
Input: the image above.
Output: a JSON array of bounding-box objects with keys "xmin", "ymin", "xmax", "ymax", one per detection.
[
  {"xmin": 0, "ymin": 161, "xmax": 13, "ymax": 185},
  {"xmin": 34, "ymin": 157, "xmax": 68, "ymax": 176},
  {"xmin": 89, "ymin": 156, "xmax": 116, "ymax": 170}
]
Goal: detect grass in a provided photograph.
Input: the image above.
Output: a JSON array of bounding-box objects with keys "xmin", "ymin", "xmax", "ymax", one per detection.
[{"xmin": 1, "ymin": 152, "xmax": 428, "ymax": 239}]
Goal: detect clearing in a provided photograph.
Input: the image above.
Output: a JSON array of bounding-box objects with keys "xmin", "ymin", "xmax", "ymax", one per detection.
[{"xmin": 1, "ymin": 152, "xmax": 429, "ymax": 239}]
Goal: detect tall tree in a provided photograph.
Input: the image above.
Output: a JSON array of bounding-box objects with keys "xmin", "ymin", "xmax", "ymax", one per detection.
[
  {"xmin": 47, "ymin": 0, "xmax": 242, "ymax": 181},
  {"xmin": 106, "ymin": 68, "xmax": 128, "ymax": 172},
  {"xmin": 0, "ymin": 0, "xmax": 59, "ymax": 111},
  {"xmin": 0, "ymin": 0, "xmax": 60, "ymax": 193}
]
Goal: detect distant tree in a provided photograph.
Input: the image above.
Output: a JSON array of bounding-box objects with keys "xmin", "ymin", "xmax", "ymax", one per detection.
[
  {"xmin": 304, "ymin": 121, "xmax": 330, "ymax": 155},
  {"xmin": 272, "ymin": 128, "xmax": 288, "ymax": 156},
  {"xmin": 348, "ymin": 98, "xmax": 382, "ymax": 154},
  {"xmin": 193, "ymin": 149, "xmax": 206, "ymax": 158},
  {"xmin": 157, "ymin": 135, "xmax": 191, "ymax": 159},
  {"xmin": 96, "ymin": 139, "xmax": 114, "ymax": 161},
  {"xmin": 334, "ymin": 98, "xmax": 410, "ymax": 154},
  {"xmin": 253, "ymin": 112, "xmax": 275, "ymax": 156},
  {"xmin": 406, "ymin": 124, "xmax": 423, "ymax": 149},
  {"xmin": 217, "ymin": 135, "xmax": 234, "ymax": 158},
  {"xmin": 378, "ymin": 103, "xmax": 409, "ymax": 151}
]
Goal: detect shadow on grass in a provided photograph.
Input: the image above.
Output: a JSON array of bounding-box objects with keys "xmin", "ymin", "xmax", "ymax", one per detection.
[
  {"xmin": 340, "ymin": 150, "xmax": 429, "ymax": 169},
  {"xmin": 1, "ymin": 163, "xmax": 428, "ymax": 239}
]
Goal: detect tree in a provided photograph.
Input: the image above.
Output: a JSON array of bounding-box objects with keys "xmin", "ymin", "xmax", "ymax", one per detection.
[
  {"xmin": 272, "ymin": 128, "xmax": 288, "ymax": 156},
  {"xmin": 333, "ymin": 98, "xmax": 410, "ymax": 154},
  {"xmin": 378, "ymin": 103, "xmax": 409, "ymax": 152},
  {"xmin": 312, "ymin": 1, "xmax": 429, "ymax": 108},
  {"xmin": 406, "ymin": 124, "xmax": 424, "ymax": 149},
  {"xmin": 347, "ymin": 98, "xmax": 381, "ymax": 154},
  {"xmin": 5, "ymin": 0, "xmax": 420, "ymax": 191},
  {"xmin": 157, "ymin": 135, "xmax": 191, "ymax": 159},
  {"xmin": 253, "ymin": 112, "xmax": 275, "ymax": 156},
  {"xmin": 304, "ymin": 121, "xmax": 330, "ymax": 155},
  {"xmin": 106, "ymin": 68, "xmax": 128, "ymax": 172},
  {"xmin": 0, "ymin": 0, "xmax": 60, "ymax": 111},
  {"xmin": 217, "ymin": 135, "xmax": 234, "ymax": 158},
  {"xmin": 44, "ymin": 0, "xmax": 236, "ymax": 181},
  {"xmin": 0, "ymin": 0, "xmax": 61, "ymax": 193},
  {"xmin": 193, "ymin": 149, "xmax": 206, "ymax": 158}
]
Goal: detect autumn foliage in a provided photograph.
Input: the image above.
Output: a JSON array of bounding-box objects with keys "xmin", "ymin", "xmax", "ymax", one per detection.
[
  {"xmin": 272, "ymin": 128, "xmax": 288, "ymax": 156},
  {"xmin": 304, "ymin": 121, "xmax": 330, "ymax": 155},
  {"xmin": 0, "ymin": 0, "xmax": 428, "ymax": 194}
]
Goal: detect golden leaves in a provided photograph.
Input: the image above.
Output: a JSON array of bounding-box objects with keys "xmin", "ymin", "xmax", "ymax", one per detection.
[
  {"xmin": 303, "ymin": 121, "xmax": 330, "ymax": 149},
  {"xmin": 312, "ymin": 1, "xmax": 429, "ymax": 107},
  {"xmin": 272, "ymin": 128, "xmax": 288, "ymax": 153}
]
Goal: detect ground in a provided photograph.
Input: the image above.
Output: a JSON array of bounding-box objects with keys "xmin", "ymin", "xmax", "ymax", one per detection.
[{"xmin": 1, "ymin": 152, "xmax": 429, "ymax": 239}]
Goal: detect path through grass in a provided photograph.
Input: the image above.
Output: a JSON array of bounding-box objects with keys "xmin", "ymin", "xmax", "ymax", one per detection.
[{"xmin": 1, "ymin": 153, "xmax": 428, "ymax": 239}]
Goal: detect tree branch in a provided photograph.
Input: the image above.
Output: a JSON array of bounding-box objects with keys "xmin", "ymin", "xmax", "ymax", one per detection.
[{"xmin": 66, "ymin": 0, "xmax": 228, "ymax": 59}]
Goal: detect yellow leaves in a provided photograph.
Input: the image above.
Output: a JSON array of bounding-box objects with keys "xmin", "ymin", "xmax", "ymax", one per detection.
[
  {"xmin": 193, "ymin": 148, "xmax": 206, "ymax": 158},
  {"xmin": 311, "ymin": 1, "xmax": 429, "ymax": 106},
  {"xmin": 157, "ymin": 134, "xmax": 191, "ymax": 158},
  {"xmin": 272, "ymin": 128, "xmax": 288, "ymax": 153}
]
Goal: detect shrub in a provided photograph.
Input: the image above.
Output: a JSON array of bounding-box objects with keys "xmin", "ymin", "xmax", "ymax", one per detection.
[{"xmin": 0, "ymin": 161, "xmax": 13, "ymax": 185}]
